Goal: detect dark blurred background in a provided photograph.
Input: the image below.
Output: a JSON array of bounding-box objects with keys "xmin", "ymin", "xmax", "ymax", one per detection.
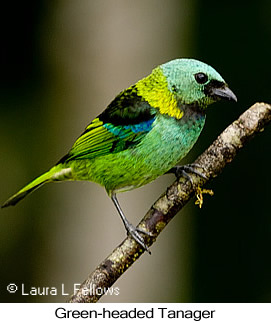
[{"xmin": 0, "ymin": 0, "xmax": 270, "ymax": 302}]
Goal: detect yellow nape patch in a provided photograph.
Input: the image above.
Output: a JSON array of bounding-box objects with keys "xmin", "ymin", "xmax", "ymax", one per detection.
[{"xmin": 136, "ymin": 67, "xmax": 183, "ymax": 119}]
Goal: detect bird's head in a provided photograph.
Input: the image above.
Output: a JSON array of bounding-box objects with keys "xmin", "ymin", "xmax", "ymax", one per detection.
[{"xmin": 161, "ymin": 58, "xmax": 237, "ymax": 109}]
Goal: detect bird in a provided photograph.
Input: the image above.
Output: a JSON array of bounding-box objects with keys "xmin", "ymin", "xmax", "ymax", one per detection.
[{"xmin": 2, "ymin": 58, "xmax": 237, "ymax": 253}]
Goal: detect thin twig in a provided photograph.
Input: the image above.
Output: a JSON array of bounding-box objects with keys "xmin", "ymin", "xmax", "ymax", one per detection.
[{"xmin": 68, "ymin": 102, "xmax": 271, "ymax": 303}]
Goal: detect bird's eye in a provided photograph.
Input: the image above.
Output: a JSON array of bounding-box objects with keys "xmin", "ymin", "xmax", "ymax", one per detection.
[{"xmin": 194, "ymin": 72, "xmax": 208, "ymax": 84}]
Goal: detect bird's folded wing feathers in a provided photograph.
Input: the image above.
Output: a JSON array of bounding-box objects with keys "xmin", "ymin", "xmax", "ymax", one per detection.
[{"xmin": 59, "ymin": 87, "xmax": 156, "ymax": 163}]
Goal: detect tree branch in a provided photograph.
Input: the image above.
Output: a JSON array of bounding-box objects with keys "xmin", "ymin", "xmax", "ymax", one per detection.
[{"xmin": 68, "ymin": 102, "xmax": 271, "ymax": 303}]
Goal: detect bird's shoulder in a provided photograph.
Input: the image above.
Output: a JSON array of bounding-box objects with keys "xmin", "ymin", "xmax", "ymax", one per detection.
[{"xmin": 98, "ymin": 85, "xmax": 156, "ymax": 125}]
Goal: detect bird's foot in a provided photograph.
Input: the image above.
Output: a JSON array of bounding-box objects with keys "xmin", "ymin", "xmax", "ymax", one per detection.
[
  {"xmin": 168, "ymin": 164, "xmax": 207, "ymax": 184},
  {"xmin": 125, "ymin": 222, "xmax": 152, "ymax": 254},
  {"xmin": 111, "ymin": 194, "xmax": 152, "ymax": 254},
  {"xmin": 167, "ymin": 164, "xmax": 213, "ymax": 208},
  {"xmin": 195, "ymin": 186, "xmax": 214, "ymax": 208}
]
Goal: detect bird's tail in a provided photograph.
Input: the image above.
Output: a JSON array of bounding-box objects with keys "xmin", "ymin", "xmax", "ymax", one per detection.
[{"xmin": 1, "ymin": 164, "xmax": 71, "ymax": 208}]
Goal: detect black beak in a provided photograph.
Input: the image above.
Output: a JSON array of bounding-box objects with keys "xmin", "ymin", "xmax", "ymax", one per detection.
[{"xmin": 205, "ymin": 80, "xmax": 237, "ymax": 102}]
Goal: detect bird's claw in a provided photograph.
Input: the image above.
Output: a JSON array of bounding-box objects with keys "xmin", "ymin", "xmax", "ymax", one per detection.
[
  {"xmin": 169, "ymin": 164, "xmax": 207, "ymax": 185},
  {"xmin": 125, "ymin": 223, "xmax": 151, "ymax": 254},
  {"xmin": 136, "ymin": 227, "xmax": 154, "ymax": 237},
  {"xmin": 168, "ymin": 164, "xmax": 213, "ymax": 208},
  {"xmin": 111, "ymin": 194, "xmax": 152, "ymax": 254}
]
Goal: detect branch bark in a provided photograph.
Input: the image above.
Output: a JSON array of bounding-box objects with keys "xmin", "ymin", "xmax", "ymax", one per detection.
[{"xmin": 68, "ymin": 102, "xmax": 271, "ymax": 303}]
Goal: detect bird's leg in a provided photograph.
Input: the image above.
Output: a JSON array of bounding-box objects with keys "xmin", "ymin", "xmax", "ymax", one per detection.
[{"xmin": 111, "ymin": 194, "xmax": 151, "ymax": 254}]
